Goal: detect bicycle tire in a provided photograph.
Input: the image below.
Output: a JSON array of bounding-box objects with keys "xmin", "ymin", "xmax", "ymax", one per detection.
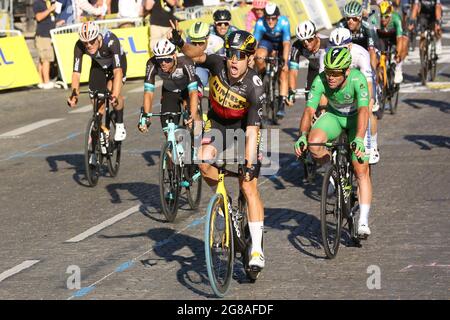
[
  {"xmin": 159, "ymin": 141, "xmax": 181, "ymax": 222},
  {"xmin": 106, "ymin": 117, "xmax": 121, "ymax": 177},
  {"xmin": 320, "ymin": 165, "xmax": 342, "ymax": 259},
  {"xmin": 84, "ymin": 118, "xmax": 101, "ymax": 187},
  {"xmin": 185, "ymin": 164, "xmax": 202, "ymax": 210},
  {"xmin": 420, "ymin": 38, "xmax": 429, "ymax": 85},
  {"xmin": 204, "ymin": 193, "xmax": 234, "ymax": 297},
  {"xmin": 429, "ymin": 38, "xmax": 437, "ymax": 82}
]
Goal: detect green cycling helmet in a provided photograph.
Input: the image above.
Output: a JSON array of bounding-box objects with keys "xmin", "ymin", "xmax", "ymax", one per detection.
[
  {"xmin": 188, "ymin": 21, "xmax": 210, "ymax": 42},
  {"xmin": 324, "ymin": 47, "xmax": 352, "ymax": 70},
  {"xmin": 343, "ymin": 1, "xmax": 362, "ymax": 18}
]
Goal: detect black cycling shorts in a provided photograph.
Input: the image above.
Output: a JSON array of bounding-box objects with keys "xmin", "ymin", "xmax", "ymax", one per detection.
[{"xmin": 88, "ymin": 59, "xmax": 127, "ymax": 98}]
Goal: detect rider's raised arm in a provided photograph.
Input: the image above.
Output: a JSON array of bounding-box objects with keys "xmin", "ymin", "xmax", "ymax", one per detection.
[
  {"xmin": 183, "ymin": 59, "xmax": 201, "ymax": 121},
  {"xmin": 143, "ymin": 58, "xmax": 157, "ymax": 114}
]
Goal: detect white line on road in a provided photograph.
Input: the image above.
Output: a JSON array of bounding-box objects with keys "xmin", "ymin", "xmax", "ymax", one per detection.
[
  {"xmin": 65, "ymin": 205, "xmax": 141, "ymax": 243},
  {"xmin": 69, "ymin": 105, "xmax": 92, "ymax": 114},
  {"xmin": 0, "ymin": 260, "xmax": 40, "ymax": 283},
  {"xmin": 0, "ymin": 119, "xmax": 64, "ymax": 138}
]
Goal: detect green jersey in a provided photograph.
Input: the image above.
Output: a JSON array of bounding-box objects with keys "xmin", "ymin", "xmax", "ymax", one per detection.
[
  {"xmin": 378, "ymin": 11, "xmax": 404, "ymax": 37},
  {"xmin": 306, "ymin": 68, "xmax": 370, "ymax": 116}
]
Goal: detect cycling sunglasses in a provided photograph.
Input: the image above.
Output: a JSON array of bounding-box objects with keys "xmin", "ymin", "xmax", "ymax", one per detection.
[
  {"xmin": 346, "ymin": 16, "xmax": 361, "ymax": 22},
  {"xmin": 324, "ymin": 68, "xmax": 346, "ymax": 77},
  {"xmin": 156, "ymin": 57, "xmax": 174, "ymax": 64},
  {"xmin": 381, "ymin": 14, "xmax": 391, "ymax": 19},
  {"xmin": 302, "ymin": 37, "xmax": 315, "ymax": 44},
  {"xmin": 226, "ymin": 49, "xmax": 248, "ymax": 61},
  {"xmin": 192, "ymin": 41, "xmax": 206, "ymax": 46},
  {"xmin": 83, "ymin": 39, "xmax": 97, "ymax": 46},
  {"xmin": 215, "ymin": 22, "xmax": 230, "ymax": 27},
  {"xmin": 265, "ymin": 16, "xmax": 278, "ymax": 21}
]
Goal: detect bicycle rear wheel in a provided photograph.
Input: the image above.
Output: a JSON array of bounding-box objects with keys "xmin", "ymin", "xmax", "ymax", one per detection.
[
  {"xmin": 159, "ymin": 141, "xmax": 181, "ymax": 222},
  {"xmin": 420, "ymin": 40, "xmax": 429, "ymax": 85},
  {"xmin": 429, "ymin": 39, "xmax": 437, "ymax": 82},
  {"xmin": 320, "ymin": 165, "xmax": 343, "ymax": 259},
  {"xmin": 106, "ymin": 116, "xmax": 121, "ymax": 177},
  {"xmin": 84, "ymin": 118, "xmax": 101, "ymax": 187},
  {"xmin": 185, "ymin": 164, "xmax": 202, "ymax": 210},
  {"xmin": 204, "ymin": 193, "xmax": 234, "ymax": 297}
]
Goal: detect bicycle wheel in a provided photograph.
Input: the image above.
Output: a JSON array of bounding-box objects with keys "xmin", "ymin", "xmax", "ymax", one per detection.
[
  {"xmin": 388, "ymin": 64, "xmax": 399, "ymax": 115},
  {"xmin": 420, "ymin": 39, "xmax": 429, "ymax": 85},
  {"xmin": 185, "ymin": 164, "xmax": 202, "ymax": 210},
  {"xmin": 106, "ymin": 116, "xmax": 121, "ymax": 177},
  {"xmin": 303, "ymin": 152, "xmax": 317, "ymax": 184},
  {"xmin": 429, "ymin": 39, "xmax": 437, "ymax": 82},
  {"xmin": 159, "ymin": 141, "xmax": 181, "ymax": 222},
  {"xmin": 84, "ymin": 118, "xmax": 101, "ymax": 187},
  {"xmin": 204, "ymin": 193, "xmax": 234, "ymax": 297},
  {"xmin": 320, "ymin": 165, "xmax": 343, "ymax": 259}
]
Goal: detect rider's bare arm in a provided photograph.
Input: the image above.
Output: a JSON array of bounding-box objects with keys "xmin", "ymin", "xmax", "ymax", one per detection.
[
  {"xmin": 245, "ymin": 126, "xmax": 259, "ymax": 167},
  {"xmin": 112, "ymin": 67, "xmax": 123, "ymax": 99}
]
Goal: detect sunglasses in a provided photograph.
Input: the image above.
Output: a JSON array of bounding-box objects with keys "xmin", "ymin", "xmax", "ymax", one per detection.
[
  {"xmin": 156, "ymin": 57, "xmax": 174, "ymax": 64},
  {"xmin": 302, "ymin": 37, "xmax": 315, "ymax": 44},
  {"xmin": 215, "ymin": 22, "xmax": 229, "ymax": 27},
  {"xmin": 324, "ymin": 68, "xmax": 345, "ymax": 77},
  {"xmin": 226, "ymin": 49, "xmax": 248, "ymax": 61},
  {"xmin": 265, "ymin": 16, "xmax": 278, "ymax": 21},
  {"xmin": 346, "ymin": 16, "xmax": 360, "ymax": 22},
  {"xmin": 83, "ymin": 39, "xmax": 97, "ymax": 46},
  {"xmin": 381, "ymin": 14, "xmax": 391, "ymax": 19}
]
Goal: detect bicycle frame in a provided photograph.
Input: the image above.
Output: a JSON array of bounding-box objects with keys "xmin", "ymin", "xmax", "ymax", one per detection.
[{"xmin": 210, "ymin": 169, "xmax": 232, "ymax": 250}]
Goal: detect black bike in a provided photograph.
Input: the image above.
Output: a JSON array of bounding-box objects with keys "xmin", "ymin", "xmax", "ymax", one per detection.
[
  {"xmin": 419, "ymin": 25, "xmax": 438, "ymax": 85},
  {"xmin": 377, "ymin": 41, "xmax": 400, "ymax": 118},
  {"xmin": 262, "ymin": 56, "xmax": 282, "ymax": 125},
  {"xmin": 83, "ymin": 90, "xmax": 121, "ymax": 187},
  {"xmin": 306, "ymin": 133, "xmax": 363, "ymax": 259}
]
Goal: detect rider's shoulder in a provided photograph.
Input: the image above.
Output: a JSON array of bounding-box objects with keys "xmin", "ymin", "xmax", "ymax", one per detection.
[
  {"xmin": 255, "ymin": 18, "xmax": 264, "ymax": 27},
  {"xmin": 279, "ymin": 16, "xmax": 290, "ymax": 26},
  {"xmin": 349, "ymin": 68, "xmax": 366, "ymax": 79}
]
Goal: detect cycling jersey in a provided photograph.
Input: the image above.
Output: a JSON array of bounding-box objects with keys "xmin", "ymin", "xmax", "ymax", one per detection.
[
  {"xmin": 289, "ymin": 36, "xmax": 329, "ymax": 91},
  {"xmin": 144, "ymin": 55, "xmax": 198, "ymax": 93},
  {"xmin": 319, "ymin": 43, "xmax": 373, "ymax": 83},
  {"xmin": 209, "ymin": 24, "xmax": 238, "ymax": 41},
  {"xmin": 253, "ymin": 16, "xmax": 291, "ymax": 45},
  {"xmin": 307, "ymin": 68, "xmax": 370, "ymax": 116},
  {"xmin": 73, "ymin": 30, "xmax": 126, "ymax": 73},
  {"xmin": 415, "ymin": 0, "xmax": 440, "ymax": 14},
  {"xmin": 337, "ymin": 19, "xmax": 378, "ymax": 50},
  {"xmin": 198, "ymin": 54, "xmax": 263, "ymax": 125}
]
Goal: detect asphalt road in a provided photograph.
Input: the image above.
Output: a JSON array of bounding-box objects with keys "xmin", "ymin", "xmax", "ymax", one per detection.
[{"xmin": 0, "ymin": 19, "xmax": 449, "ymax": 300}]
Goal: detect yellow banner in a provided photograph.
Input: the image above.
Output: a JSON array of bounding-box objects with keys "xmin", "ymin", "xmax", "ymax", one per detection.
[
  {"xmin": 0, "ymin": 35, "xmax": 40, "ymax": 90},
  {"xmin": 52, "ymin": 26, "xmax": 150, "ymax": 84},
  {"xmin": 321, "ymin": 0, "xmax": 343, "ymax": 24}
]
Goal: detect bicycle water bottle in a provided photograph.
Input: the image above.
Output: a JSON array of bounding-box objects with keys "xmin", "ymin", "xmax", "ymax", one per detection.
[{"xmin": 100, "ymin": 132, "xmax": 107, "ymax": 155}]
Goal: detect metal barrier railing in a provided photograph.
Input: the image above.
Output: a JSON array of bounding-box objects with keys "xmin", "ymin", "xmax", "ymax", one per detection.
[{"xmin": 49, "ymin": 17, "xmax": 144, "ymax": 36}]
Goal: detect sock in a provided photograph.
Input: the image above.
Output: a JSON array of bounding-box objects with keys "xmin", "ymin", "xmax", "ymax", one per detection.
[
  {"xmin": 115, "ymin": 109, "xmax": 124, "ymax": 123},
  {"xmin": 359, "ymin": 204, "xmax": 370, "ymax": 226},
  {"xmin": 249, "ymin": 221, "xmax": 264, "ymax": 255},
  {"xmin": 371, "ymin": 133, "xmax": 378, "ymax": 150},
  {"xmin": 395, "ymin": 61, "xmax": 403, "ymax": 73}
]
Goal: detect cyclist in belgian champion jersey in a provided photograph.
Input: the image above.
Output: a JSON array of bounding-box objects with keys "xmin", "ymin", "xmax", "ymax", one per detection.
[
  {"xmin": 67, "ymin": 21, "xmax": 127, "ymax": 141},
  {"xmin": 169, "ymin": 22, "xmax": 267, "ymax": 272},
  {"xmin": 294, "ymin": 47, "xmax": 374, "ymax": 237}
]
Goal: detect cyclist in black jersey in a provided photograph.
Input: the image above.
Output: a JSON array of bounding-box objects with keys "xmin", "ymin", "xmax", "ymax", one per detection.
[
  {"xmin": 67, "ymin": 21, "xmax": 127, "ymax": 141},
  {"xmin": 409, "ymin": 0, "xmax": 443, "ymax": 54},
  {"xmin": 138, "ymin": 39, "xmax": 201, "ymax": 132},
  {"xmin": 169, "ymin": 22, "xmax": 267, "ymax": 272}
]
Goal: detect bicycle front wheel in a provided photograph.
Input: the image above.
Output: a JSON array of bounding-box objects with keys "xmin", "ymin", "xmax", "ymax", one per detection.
[
  {"xmin": 320, "ymin": 165, "xmax": 343, "ymax": 259},
  {"xmin": 420, "ymin": 42, "xmax": 429, "ymax": 85},
  {"xmin": 204, "ymin": 193, "xmax": 234, "ymax": 298},
  {"xmin": 84, "ymin": 118, "xmax": 101, "ymax": 187},
  {"xmin": 159, "ymin": 141, "xmax": 181, "ymax": 222}
]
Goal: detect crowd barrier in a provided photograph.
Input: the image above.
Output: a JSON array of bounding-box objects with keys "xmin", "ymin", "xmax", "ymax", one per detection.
[
  {"xmin": 0, "ymin": 30, "xmax": 40, "ymax": 91},
  {"xmin": 50, "ymin": 18, "xmax": 150, "ymax": 85}
]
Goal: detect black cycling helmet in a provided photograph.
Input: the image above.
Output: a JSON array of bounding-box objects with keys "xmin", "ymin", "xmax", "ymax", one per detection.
[
  {"xmin": 225, "ymin": 30, "xmax": 257, "ymax": 55},
  {"xmin": 213, "ymin": 9, "xmax": 232, "ymax": 22}
]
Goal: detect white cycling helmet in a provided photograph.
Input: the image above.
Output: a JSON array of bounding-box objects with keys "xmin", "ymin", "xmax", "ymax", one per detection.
[
  {"xmin": 329, "ymin": 27, "xmax": 352, "ymax": 46},
  {"xmin": 296, "ymin": 20, "xmax": 316, "ymax": 41},
  {"xmin": 153, "ymin": 39, "xmax": 176, "ymax": 57},
  {"xmin": 78, "ymin": 21, "xmax": 100, "ymax": 42}
]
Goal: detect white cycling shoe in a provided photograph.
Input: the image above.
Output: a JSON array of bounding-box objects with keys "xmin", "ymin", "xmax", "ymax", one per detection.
[
  {"xmin": 249, "ymin": 251, "xmax": 265, "ymax": 270},
  {"xmin": 114, "ymin": 123, "xmax": 127, "ymax": 141},
  {"xmin": 358, "ymin": 224, "xmax": 371, "ymax": 238}
]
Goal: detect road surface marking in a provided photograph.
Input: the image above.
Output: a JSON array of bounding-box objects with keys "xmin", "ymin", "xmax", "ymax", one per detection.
[
  {"xmin": 65, "ymin": 205, "xmax": 141, "ymax": 243},
  {"xmin": 0, "ymin": 119, "xmax": 64, "ymax": 138},
  {"xmin": 69, "ymin": 105, "xmax": 92, "ymax": 114},
  {"xmin": 0, "ymin": 260, "xmax": 40, "ymax": 282}
]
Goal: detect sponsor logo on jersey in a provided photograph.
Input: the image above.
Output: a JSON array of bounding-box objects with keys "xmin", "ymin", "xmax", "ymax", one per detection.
[{"xmin": 253, "ymin": 75, "xmax": 263, "ymax": 86}]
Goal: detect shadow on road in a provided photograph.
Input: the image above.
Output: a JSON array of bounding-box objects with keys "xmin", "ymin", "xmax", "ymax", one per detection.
[
  {"xmin": 46, "ymin": 153, "xmax": 90, "ymax": 187},
  {"xmin": 141, "ymin": 150, "xmax": 160, "ymax": 167},
  {"xmin": 404, "ymin": 134, "xmax": 450, "ymax": 150},
  {"xmin": 402, "ymin": 98, "xmax": 450, "ymax": 113}
]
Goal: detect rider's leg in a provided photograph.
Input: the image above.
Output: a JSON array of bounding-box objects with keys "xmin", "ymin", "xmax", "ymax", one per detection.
[
  {"xmin": 277, "ymin": 66, "xmax": 289, "ymax": 118},
  {"xmin": 308, "ymin": 112, "xmax": 342, "ymax": 165},
  {"xmin": 255, "ymin": 41, "xmax": 272, "ymax": 75},
  {"xmin": 197, "ymin": 144, "xmax": 219, "ymax": 188},
  {"xmin": 353, "ymin": 159, "xmax": 373, "ymax": 235}
]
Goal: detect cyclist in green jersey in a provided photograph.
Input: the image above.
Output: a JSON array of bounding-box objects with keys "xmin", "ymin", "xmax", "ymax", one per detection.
[
  {"xmin": 377, "ymin": 0, "xmax": 409, "ymax": 83},
  {"xmin": 294, "ymin": 47, "xmax": 373, "ymax": 237}
]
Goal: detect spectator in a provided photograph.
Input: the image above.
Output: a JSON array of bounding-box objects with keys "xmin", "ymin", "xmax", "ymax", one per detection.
[
  {"xmin": 147, "ymin": 0, "xmax": 180, "ymax": 50},
  {"xmin": 34, "ymin": 0, "xmax": 57, "ymax": 89},
  {"xmin": 55, "ymin": 0, "xmax": 74, "ymax": 26},
  {"xmin": 73, "ymin": 0, "xmax": 106, "ymax": 22},
  {"xmin": 246, "ymin": 0, "xmax": 266, "ymax": 32},
  {"xmin": 106, "ymin": 0, "xmax": 119, "ymax": 14},
  {"xmin": 118, "ymin": 0, "xmax": 149, "ymax": 18}
]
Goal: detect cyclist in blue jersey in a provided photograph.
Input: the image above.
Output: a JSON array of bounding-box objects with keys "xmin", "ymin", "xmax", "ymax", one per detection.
[{"xmin": 253, "ymin": 2, "xmax": 291, "ymax": 119}]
